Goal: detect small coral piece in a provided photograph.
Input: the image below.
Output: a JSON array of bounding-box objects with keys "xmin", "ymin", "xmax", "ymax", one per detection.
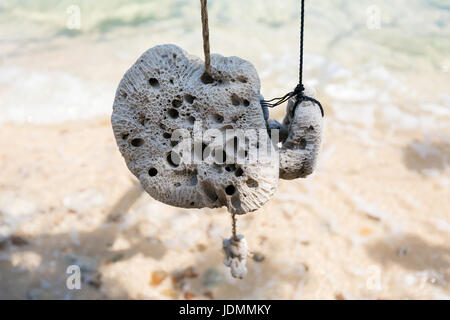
[
  {"xmin": 278, "ymin": 86, "xmax": 323, "ymax": 180},
  {"xmin": 223, "ymin": 234, "xmax": 248, "ymax": 279}
]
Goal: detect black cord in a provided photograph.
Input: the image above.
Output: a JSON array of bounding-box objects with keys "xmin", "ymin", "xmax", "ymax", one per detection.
[
  {"xmin": 299, "ymin": 0, "xmax": 305, "ymax": 86},
  {"xmin": 262, "ymin": 0, "xmax": 324, "ymax": 118}
]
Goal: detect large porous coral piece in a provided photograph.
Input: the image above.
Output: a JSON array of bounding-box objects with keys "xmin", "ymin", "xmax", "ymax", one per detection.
[
  {"xmin": 111, "ymin": 44, "xmax": 278, "ymax": 214},
  {"xmin": 279, "ymin": 86, "xmax": 323, "ymax": 180}
]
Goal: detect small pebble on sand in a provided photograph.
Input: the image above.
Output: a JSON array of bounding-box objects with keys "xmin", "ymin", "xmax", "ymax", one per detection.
[
  {"xmin": 203, "ymin": 268, "xmax": 223, "ymax": 288},
  {"xmin": 150, "ymin": 270, "xmax": 167, "ymax": 286},
  {"xmin": 252, "ymin": 252, "xmax": 265, "ymax": 262}
]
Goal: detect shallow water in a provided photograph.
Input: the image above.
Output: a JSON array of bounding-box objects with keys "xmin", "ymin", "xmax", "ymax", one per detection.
[{"xmin": 0, "ymin": 0, "xmax": 449, "ymax": 130}]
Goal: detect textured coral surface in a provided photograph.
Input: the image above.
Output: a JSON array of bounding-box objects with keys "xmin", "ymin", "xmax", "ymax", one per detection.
[{"xmin": 112, "ymin": 45, "xmax": 278, "ymax": 214}]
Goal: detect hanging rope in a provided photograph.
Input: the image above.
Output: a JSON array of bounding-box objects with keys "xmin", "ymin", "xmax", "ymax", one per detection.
[
  {"xmin": 199, "ymin": 1, "xmax": 244, "ymax": 259},
  {"xmin": 231, "ymin": 214, "xmax": 237, "ymax": 240},
  {"xmin": 299, "ymin": 0, "xmax": 305, "ymax": 86},
  {"xmin": 200, "ymin": 0, "xmax": 211, "ymax": 76},
  {"xmin": 261, "ymin": 0, "xmax": 324, "ymax": 117}
]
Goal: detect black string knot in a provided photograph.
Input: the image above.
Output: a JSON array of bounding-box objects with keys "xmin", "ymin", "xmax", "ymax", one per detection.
[
  {"xmin": 294, "ymin": 83, "xmax": 305, "ymax": 95},
  {"xmin": 261, "ymin": 84, "xmax": 324, "ymax": 118},
  {"xmin": 260, "ymin": 1, "xmax": 323, "ymax": 119},
  {"xmin": 293, "ymin": 91, "xmax": 324, "ymax": 117}
]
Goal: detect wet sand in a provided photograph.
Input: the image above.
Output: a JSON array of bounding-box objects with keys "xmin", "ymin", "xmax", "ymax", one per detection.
[{"xmin": 0, "ymin": 116, "xmax": 448, "ymax": 299}]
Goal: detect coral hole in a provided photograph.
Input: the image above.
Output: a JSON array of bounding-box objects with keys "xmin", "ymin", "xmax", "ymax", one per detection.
[
  {"xmin": 225, "ymin": 185, "xmax": 236, "ymax": 196},
  {"xmin": 167, "ymin": 108, "xmax": 179, "ymax": 119},
  {"xmin": 149, "ymin": 78, "xmax": 159, "ymax": 87},
  {"xmin": 131, "ymin": 138, "xmax": 144, "ymax": 147},
  {"xmin": 148, "ymin": 168, "xmax": 158, "ymax": 176}
]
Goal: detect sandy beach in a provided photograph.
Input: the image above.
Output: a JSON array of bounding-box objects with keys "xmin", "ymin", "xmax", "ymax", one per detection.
[
  {"xmin": 0, "ymin": 0, "xmax": 449, "ymax": 299},
  {"xmin": 1, "ymin": 115, "xmax": 448, "ymax": 299}
]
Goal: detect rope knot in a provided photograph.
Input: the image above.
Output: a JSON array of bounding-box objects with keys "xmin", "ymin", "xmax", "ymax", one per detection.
[
  {"xmin": 260, "ymin": 0, "xmax": 324, "ymax": 118},
  {"xmin": 293, "ymin": 83, "xmax": 305, "ymax": 106},
  {"xmin": 294, "ymin": 83, "xmax": 305, "ymax": 95},
  {"xmin": 262, "ymin": 83, "xmax": 324, "ymax": 117},
  {"xmin": 292, "ymin": 91, "xmax": 324, "ymax": 117}
]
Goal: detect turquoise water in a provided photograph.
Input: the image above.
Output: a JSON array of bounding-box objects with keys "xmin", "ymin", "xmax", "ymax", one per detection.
[
  {"xmin": 0, "ymin": 0, "xmax": 449, "ymax": 126},
  {"xmin": 1, "ymin": 0, "xmax": 449, "ymax": 71}
]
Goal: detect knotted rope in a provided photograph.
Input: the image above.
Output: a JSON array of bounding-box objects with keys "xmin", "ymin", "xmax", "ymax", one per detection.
[
  {"xmin": 262, "ymin": 84, "xmax": 324, "ymax": 117},
  {"xmin": 261, "ymin": 0, "xmax": 324, "ymax": 117}
]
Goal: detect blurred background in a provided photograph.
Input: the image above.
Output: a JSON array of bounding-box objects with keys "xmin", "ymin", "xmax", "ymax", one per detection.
[{"xmin": 0, "ymin": 0, "xmax": 449, "ymax": 299}]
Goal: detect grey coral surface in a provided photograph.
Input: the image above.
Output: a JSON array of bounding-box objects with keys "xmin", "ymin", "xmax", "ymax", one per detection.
[
  {"xmin": 278, "ymin": 86, "xmax": 323, "ymax": 180},
  {"xmin": 111, "ymin": 44, "xmax": 278, "ymax": 214}
]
